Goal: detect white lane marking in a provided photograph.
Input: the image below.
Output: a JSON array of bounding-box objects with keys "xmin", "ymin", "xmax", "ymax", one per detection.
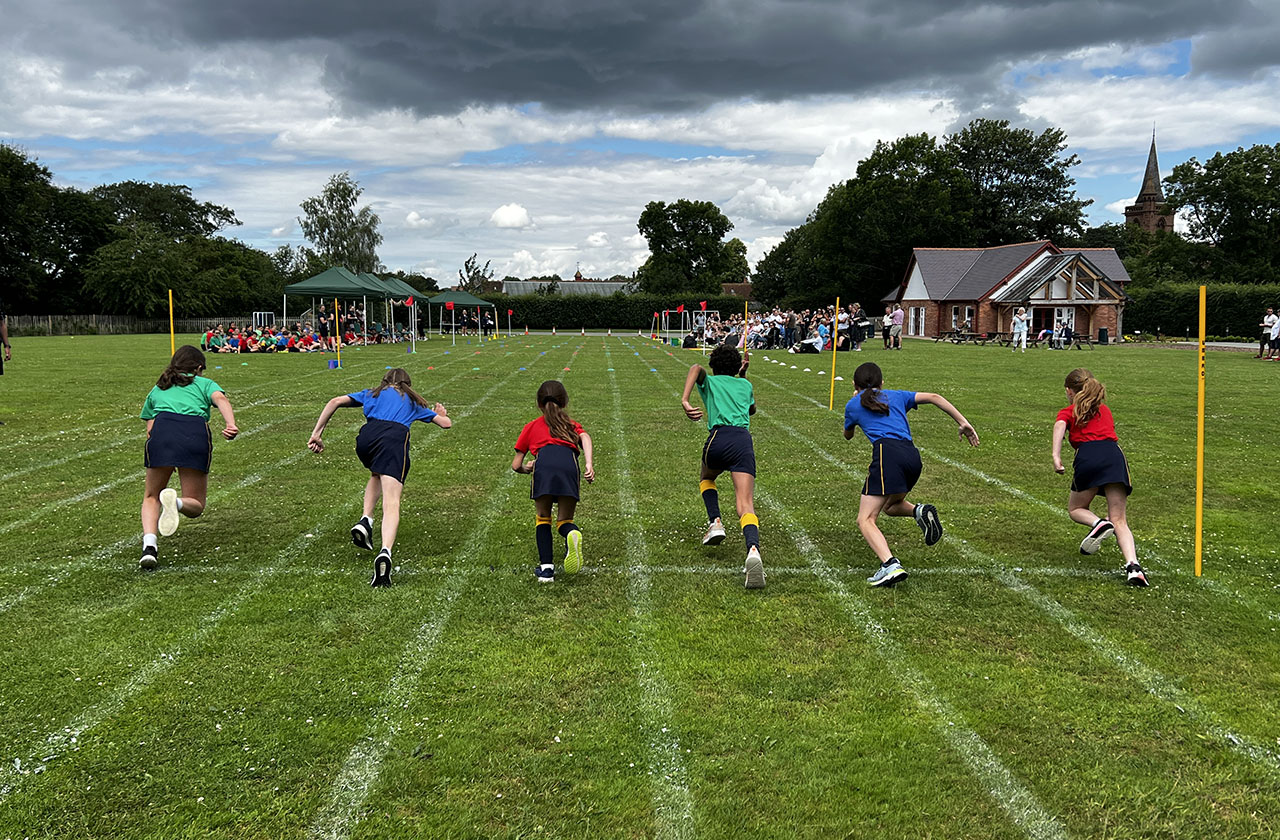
[
  {"xmin": 605, "ymin": 345, "xmax": 693, "ymax": 840},
  {"xmin": 759, "ymin": 489, "xmax": 1068, "ymax": 840}
]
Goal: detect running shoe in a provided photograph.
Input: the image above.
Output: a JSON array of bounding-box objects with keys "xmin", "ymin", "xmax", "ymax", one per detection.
[
  {"xmin": 702, "ymin": 518, "xmax": 727, "ymax": 546},
  {"xmin": 867, "ymin": 558, "xmax": 908, "ymax": 587},
  {"xmin": 370, "ymin": 552, "xmax": 392, "ymax": 588},
  {"xmin": 564, "ymin": 529, "xmax": 584, "ymax": 574},
  {"xmin": 536, "ymin": 563, "xmax": 555, "ymax": 584},
  {"xmin": 139, "ymin": 546, "xmax": 158, "ymax": 571},
  {"xmin": 1125, "ymin": 562, "xmax": 1149, "ymax": 587},
  {"xmin": 158, "ymin": 487, "xmax": 180, "ymax": 537},
  {"xmin": 351, "ymin": 518, "xmax": 374, "ymax": 551},
  {"xmin": 744, "ymin": 546, "xmax": 765, "ymax": 589},
  {"xmin": 915, "ymin": 503, "xmax": 943, "ymax": 546},
  {"xmin": 1080, "ymin": 519, "xmax": 1115, "ymax": 555}
]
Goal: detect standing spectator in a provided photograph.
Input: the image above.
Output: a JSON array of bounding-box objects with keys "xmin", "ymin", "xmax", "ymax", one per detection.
[
  {"xmin": 882, "ymin": 306, "xmax": 893, "ymax": 349},
  {"xmin": 1011, "ymin": 307, "xmax": 1029, "ymax": 353},
  {"xmin": 890, "ymin": 304, "xmax": 905, "ymax": 350},
  {"xmin": 850, "ymin": 303, "xmax": 865, "ymax": 351},
  {"xmin": 0, "ymin": 293, "xmax": 10, "ymax": 425},
  {"xmin": 1269, "ymin": 312, "xmax": 1280, "ymax": 361},
  {"xmin": 1259, "ymin": 308, "xmax": 1277, "ymax": 359},
  {"xmin": 784, "ymin": 311, "xmax": 797, "ymax": 348}
]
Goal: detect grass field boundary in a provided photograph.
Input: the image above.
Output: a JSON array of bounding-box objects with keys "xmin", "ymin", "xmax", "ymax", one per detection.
[
  {"xmin": 758, "ymin": 489, "xmax": 1069, "ymax": 840},
  {"xmin": 605, "ymin": 345, "xmax": 694, "ymax": 840}
]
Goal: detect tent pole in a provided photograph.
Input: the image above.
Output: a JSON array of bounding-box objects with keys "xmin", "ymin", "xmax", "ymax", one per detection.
[
  {"xmin": 363, "ymin": 295, "xmax": 367, "ymax": 346},
  {"xmin": 282, "ymin": 294, "xmax": 286, "ymax": 329}
]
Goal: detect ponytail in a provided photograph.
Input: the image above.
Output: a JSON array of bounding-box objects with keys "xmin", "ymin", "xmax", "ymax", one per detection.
[
  {"xmin": 372, "ymin": 368, "xmax": 429, "ymax": 408},
  {"xmin": 536, "ymin": 380, "xmax": 580, "ymax": 447},
  {"xmin": 157, "ymin": 345, "xmax": 206, "ymax": 390},
  {"xmin": 853, "ymin": 362, "xmax": 889, "ymax": 415},
  {"xmin": 1065, "ymin": 368, "xmax": 1106, "ymax": 424}
]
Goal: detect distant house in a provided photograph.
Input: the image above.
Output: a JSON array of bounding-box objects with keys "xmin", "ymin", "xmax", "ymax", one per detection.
[
  {"xmin": 884, "ymin": 241, "xmax": 1130, "ymax": 340},
  {"xmin": 720, "ymin": 283, "xmax": 753, "ymax": 298}
]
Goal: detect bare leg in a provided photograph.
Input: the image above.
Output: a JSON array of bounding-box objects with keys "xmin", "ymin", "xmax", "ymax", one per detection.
[
  {"xmin": 857, "ymin": 493, "xmax": 903, "ymax": 562},
  {"xmin": 1103, "ymin": 484, "xmax": 1138, "ymax": 565},
  {"xmin": 1067, "ymin": 488, "xmax": 1101, "ymax": 527},
  {"xmin": 730, "ymin": 471, "xmax": 755, "ymax": 520},
  {"xmin": 363, "ymin": 474, "xmax": 383, "ymax": 520},
  {"xmin": 141, "ymin": 467, "xmax": 174, "ymax": 533},
  {"xmin": 379, "ymin": 475, "xmax": 404, "ymax": 551},
  {"xmin": 556, "ymin": 497, "xmax": 578, "ymax": 522},
  {"xmin": 176, "ymin": 468, "xmax": 208, "ymax": 517},
  {"xmin": 883, "ymin": 497, "xmax": 915, "ymax": 517}
]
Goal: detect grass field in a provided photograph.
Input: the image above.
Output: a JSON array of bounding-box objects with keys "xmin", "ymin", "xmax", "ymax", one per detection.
[{"xmin": 0, "ymin": 332, "xmax": 1277, "ymax": 839}]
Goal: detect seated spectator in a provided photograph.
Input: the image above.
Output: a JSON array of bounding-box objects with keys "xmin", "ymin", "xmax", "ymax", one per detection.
[{"xmin": 682, "ymin": 331, "xmax": 698, "ymax": 349}]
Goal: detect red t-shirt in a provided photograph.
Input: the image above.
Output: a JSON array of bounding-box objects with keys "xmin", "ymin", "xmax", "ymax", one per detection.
[
  {"xmin": 1056, "ymin": 403, "xmax": 1118, "ymax": 447},
  {"xmin": 514, "ymin": 416, "xmax": 585, "ymax": 454}
]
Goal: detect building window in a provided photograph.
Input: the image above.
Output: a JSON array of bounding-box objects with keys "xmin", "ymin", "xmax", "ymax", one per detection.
[{"xmin": 952, "ymin": 306, "xmax": 961, "ymax": 328}]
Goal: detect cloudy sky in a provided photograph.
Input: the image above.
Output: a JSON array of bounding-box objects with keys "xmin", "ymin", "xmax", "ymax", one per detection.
[{"xmin": 4, "ymin": 1, "xmax": 1279, "ymax": 282}]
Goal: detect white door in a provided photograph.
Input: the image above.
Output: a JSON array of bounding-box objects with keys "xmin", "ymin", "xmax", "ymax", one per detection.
[
  {"xmin": 909, "ymin": 307, "xmax": 924, "ymax": 336},
  {"xmin": 1054, "ymin": 307, "xmax": 1075, "ymax": 330}
]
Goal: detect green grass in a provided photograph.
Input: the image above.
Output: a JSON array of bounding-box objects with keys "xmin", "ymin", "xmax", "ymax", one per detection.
[{"xmin": 0, "ymin": 333, "xmax": 1277, "ymax": 839}]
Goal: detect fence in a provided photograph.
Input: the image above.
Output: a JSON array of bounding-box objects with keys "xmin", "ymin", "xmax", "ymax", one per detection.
[{"xmin": 6, "ymin": 314, "xmax": 266, "ymax": 337}]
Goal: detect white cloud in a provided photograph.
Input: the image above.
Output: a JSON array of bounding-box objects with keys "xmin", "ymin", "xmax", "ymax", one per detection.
[
  {"xmin": 585, "ymin": 230, "xmax": 609, "ymax": 248},
  {"xmin": 490, "ymin": 203, "xmax": 533, "ymax": 229}
]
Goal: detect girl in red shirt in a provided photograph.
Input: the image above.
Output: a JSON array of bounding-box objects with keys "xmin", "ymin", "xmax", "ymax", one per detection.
[
  {"xmin": 1051, "ymin": 368, "xmax": 1148, "ymax": 586},
  {"xmin": 511, "ymin": 380, "xmax": 595, "ymax": 583}
]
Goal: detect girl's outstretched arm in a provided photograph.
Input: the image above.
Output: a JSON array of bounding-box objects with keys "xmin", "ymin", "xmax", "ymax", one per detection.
[
  {"xmin": 1051, "ymin": 419, "xmax": 1068, "ymax": 474},
  {"xmin": 915, "ymin": 392, "xmax": 979, "ymax": 447},
  {"xmin": 308, "ymin": 395, "xmax": 357, "ymax": 453},
  {"xmin": 681, "ymin": 365, "xmax": 708, "ymax": 420},
  {"xmin": 580, "ymin": 432, "xmax": 595, "ymax": 483},
  {"xmin": 431, "ymin": 403, "xmax": 452, "ymax": 429},
  {"xmin": 511, "ymin": 451, "xmax": 532, "ymax": 474},
  {"xmin": 211, "ymin": 390, "xmax": 239, "ymax": 440}
]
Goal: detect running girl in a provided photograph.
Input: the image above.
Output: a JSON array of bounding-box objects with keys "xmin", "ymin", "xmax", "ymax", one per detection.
[
  {"xmin": 1051, "ymin": 368, "xmax": 1148, "ymax": 586},
  {"xmin": 512, "ymin": 380, "xmax": 594, "ymax": 584},
  {"xmin": 308, "ymin": 368, "xmax": 452, "ymax": 587},
  {"xmin": 843, "ymin": 362, "xmax": 979, "ymax": 586},
  {"xmin": 139, "ymin": 345, "xmax": 238, "ymax": 570},
  {"xmin": 681, "ymin": 344, "xmax": 765, "ymax": 589}
]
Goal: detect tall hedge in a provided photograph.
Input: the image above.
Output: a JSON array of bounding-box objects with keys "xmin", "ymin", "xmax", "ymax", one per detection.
[
  {"xmin": 1124, "ymin": 284, "xmax": 1280, "ymax": 337},
  {"xmin": 474, "ymin": 293, "xmax": 752, "ymax": 331}
]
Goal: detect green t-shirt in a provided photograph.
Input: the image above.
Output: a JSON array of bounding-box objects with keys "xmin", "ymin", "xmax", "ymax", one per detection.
[
  {"xmin": 140, "ymin": 376, "xmax": 223, "ymax": 420},
  {"xmin": 696, "ymin": 374, "xmax": 754, "ymax": 430}
]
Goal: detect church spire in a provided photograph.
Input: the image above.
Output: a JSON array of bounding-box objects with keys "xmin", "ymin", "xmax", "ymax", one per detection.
[
  {"xmin": 1137, "ymin": 132, "xmax": 1163, "ymax": 202},
  {"xmin": 1125, "ymin": 129, "xmax": 1174, "ymax": 233}
]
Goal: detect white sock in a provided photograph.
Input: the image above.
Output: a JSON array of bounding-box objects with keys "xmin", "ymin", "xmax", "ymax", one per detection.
[
  {"xmin": 175, "ymin": 498, "xmax": 184, "ymax": 512},
  {"xmin": 143, "ymin": 534, "xmax": 158, "ymax": 550}
]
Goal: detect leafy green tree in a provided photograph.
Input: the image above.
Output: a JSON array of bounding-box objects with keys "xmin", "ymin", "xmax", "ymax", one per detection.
[
  {"xmin": 457, "ymin": 253, "xmax": 494, "ymax": 293},
  {"xmin": 388, "ymin": 270, "xmax": 439, "ymax": 294},
  {"xmin": 39, "ymin": 187, "xmax": 116, "ymax": 313},
  {"xmin": 90, "ymin": 181, "xmax": 239, "ymax": 237},
  {"xmin": 1064, "ymin": 222, "xmax": 1131, "ymax": 258},
  {"xmin": 636, "ymin": 199, "xmax": 736, "ymax": 295},
  {"xmin": 83, "ymin": 223, "xmax": 183, "ymax": 316},
  {"xmin": 298, "ymin": 172, "xmax": 383, "ymax": 274},
  {"xmin": 0, "ymin": 145, "xmax": 57, "ymax": 312},
  {"xmin": 1164, "ymin": 143, "xmax": 1280, "ymax": 282},
  {"xmin": 946, "ymin": 119, "xmax": 1090, "ymax": 246},
  {"xmin": 752, "ymin": 226, "xmax": 811, "ymax": 305}
]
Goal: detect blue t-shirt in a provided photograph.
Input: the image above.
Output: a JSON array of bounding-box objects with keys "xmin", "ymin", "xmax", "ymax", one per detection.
[
  {"xmin": 348, "ymin": 388, "xmax": 438, "ymax": 428},
  {"xmin": 844, "ymin": 389, "xmax": 917, "ymax": 443}
]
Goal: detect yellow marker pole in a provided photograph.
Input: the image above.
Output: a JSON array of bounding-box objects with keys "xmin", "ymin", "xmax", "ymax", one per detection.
[
  {"xmin": 334, "ymin": 298, "xmax": 342, "ymax": 368},
  {"xmin": 1194, "ymin": 285, "xmax": 1206, "ymax": 576},
  {"xmin": 167, "ymin": 289, "xmax": 175, "ymax": 356},
  {"xmin": 828, "ymin": 297, "xmax": 840, "ymax": 411}
]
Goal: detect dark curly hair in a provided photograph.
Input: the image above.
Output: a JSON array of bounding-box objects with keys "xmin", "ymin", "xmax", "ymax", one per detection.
[{"xmin": 709, "ymin": 344, "xmax": 742, "ymax": 376}]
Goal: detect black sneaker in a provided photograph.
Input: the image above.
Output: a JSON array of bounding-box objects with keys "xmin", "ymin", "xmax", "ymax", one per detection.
[
  {"xmin": 140, "ymin": 546, "xmax": 158, "ymax": 571},
  {"xmin": 1125, "ymin": 562, "xmax": 1149, "ymax": 587},
  {"xmin": 351, "ymin": 518, "xmax": 374, "ymax": 551},
  {"xmin": 915, "ymin": 503, "xmax": 943, "ymax": 546},
  {"xmin": 1080, "ymin": 520, "xmax": 1115, "ymax": 555},
  {"xmin": 536, "ymin": 563, "xmax": 555, "ymax": 584},
  {"xmin": 371, "ymin": 551, "xmax": 392, "ymax": 588}
]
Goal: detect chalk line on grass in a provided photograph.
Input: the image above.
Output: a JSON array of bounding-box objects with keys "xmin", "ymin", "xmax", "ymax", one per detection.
[
  {"xmin": 606, "ymin": 346, "xmax": 693, "ymax": 840},
  {"xmin": 759, "ymin": 489, "xmax": 1068, "ymax": 840}
]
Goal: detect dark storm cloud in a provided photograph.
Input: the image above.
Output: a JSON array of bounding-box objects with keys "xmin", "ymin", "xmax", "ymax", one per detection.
[{"xmin": 9, "ymin": 0, "xmax": 1278, "ymax": 113}]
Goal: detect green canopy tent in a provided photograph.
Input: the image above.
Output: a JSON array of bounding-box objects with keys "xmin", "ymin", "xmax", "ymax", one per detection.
[
  {"xmin": 428, "ymin": 290, "xmax": 498, "ymax": 345},
  {"xmin": 360, "ymin": 273, "xmax": 423, "ymax": 349},
  {"xmin": 283, "ymin": 267, "xmax": 374, "ymax": 334}
]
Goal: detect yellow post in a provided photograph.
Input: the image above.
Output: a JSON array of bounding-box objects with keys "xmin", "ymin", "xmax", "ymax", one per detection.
[
  {"xmin": 1194, "ymin": 285, "xmax": 1206, "ymax": 576},
  {"xmin": 168, "ymin": 289, "xmax": 175, "ymax": 356},
  {"xmin": 334, "ymin": 298, "xmax": 342, "ymax": 368},
  {"xmin": 828, "ymin": 297, "xmax": 840, "ymax": 411}
]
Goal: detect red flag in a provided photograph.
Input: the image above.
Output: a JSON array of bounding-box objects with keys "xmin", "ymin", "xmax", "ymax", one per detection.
[
  {"xmin": 699, "ymin": 300, "xmax": 707, "ymax": 311},
  {"xmin": 406, "ymin": 296, "xmax": 414, "ymax": 307},
  {"xmin": 676, "ymin": 304, "xmax": 685, "ymax": 313},
  {"xmin": 445, "ymin": 301, "xmax": 454, "ymax": 310},
  {"xmin": 507, "ymin": 308, "xmax": 514, "ymax": 316},
  {"xmin": 653, "ymin": 311, "xmax": 659, "ymax": 318}
]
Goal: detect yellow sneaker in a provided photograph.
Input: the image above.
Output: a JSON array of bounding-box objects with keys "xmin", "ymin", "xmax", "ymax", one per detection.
[{"xmin": 564, "ymin": 529, "xmax": 583, "ymax": 575}]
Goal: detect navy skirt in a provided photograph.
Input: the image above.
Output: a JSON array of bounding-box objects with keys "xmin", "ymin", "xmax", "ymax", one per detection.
[
  {"xmin": 702, "ymin": 425, "xmax": 757, "ymax": 476},
  {"xmin": 356, "ymin": 419, "xmax": 412, "ymax": 482},
  {"xmin": 145, "ymin": 411, "xmax": 213, "ymax": 473},
  {"xmin": 1070, "ymin": 440, "xmax": 1132, "ymax": 495},
  {"xmin": 862, "ymin": 438, "xmax": 923, "ymax": 496},
  {"xmin": 531, "ymin": 443, "xmax": 581, "ymax": 500}
]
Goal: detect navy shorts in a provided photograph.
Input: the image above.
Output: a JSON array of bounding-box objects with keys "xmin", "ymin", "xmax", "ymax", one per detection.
[
  {"xmin": 863, "ymin": 438, "xmax": 922, "ymax": 496},
  {"xmin": 1070, "ymin": 440, "xmax": 1132, "ymax": 495},
  {"xmin": 530, "ymin": 443, "xmax": 581, "ymax": 500},
  {"xmin": 145, "ymin": 411, "xmax": 213, "ymax": 473},
  {"xmin": 355, "ymin": 419, "xmax": 412, "ymax": 482},
  {"xmin": 702, "ymin": 425, "xmax": 756, "ymax": 476}
]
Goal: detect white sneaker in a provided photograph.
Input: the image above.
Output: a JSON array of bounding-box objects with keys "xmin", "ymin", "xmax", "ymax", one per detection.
[
  {"xmin": 702, "ymin": 518, "xmax": 727, "ymax": 546},
  {"xmin": 158, "ymin": 488, "xmax": 180, "ymax": 537},
  {"xmin": 744, "ymin": 547, "xmax": 765, "ymax": 589}
]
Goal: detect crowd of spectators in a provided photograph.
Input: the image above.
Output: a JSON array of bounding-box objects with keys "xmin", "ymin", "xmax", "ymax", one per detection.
[
  {"xmin": 685, "ymin": 303, "xmax": 888, "ymax": 354},
  {"xmin": 199, "ymin": 303, "xmax": 419, "ymax": 354}
]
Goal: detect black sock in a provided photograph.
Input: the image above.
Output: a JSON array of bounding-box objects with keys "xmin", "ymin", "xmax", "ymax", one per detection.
[
  {"xmin": 536, "ymin": 517, "xmax": 554, "ymax": 565},
  {"xmin": 740, "ymin": 513, "xmax": 760, "ymax": 550},
  {"xmin": 558, "ymin": 520, "xmax": 580, "ymax": 539},
  {"xmin": 700, "ymin": 480, "xmax": 721, "ymax": 522},
  {"xmin": 883, "ymin": 556, "xmax": 898, "ymax": 567}
]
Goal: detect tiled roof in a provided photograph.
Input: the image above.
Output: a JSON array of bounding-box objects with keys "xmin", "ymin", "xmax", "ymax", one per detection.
[{"xmin": 1067, "ymin": 249, "xmax": 1131, "ymax": 284}]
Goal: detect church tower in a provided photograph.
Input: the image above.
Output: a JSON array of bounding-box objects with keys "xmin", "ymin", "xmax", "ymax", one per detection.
[{"xmin": 1124, "ymin": 133, "xmax": 1175, "ymax": 233}]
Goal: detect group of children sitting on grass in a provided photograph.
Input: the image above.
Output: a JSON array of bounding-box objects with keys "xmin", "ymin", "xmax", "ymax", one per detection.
[
  {"xmin": 138, "ymin": 340, "xmax": 1148, "ymax": 591},
  {"xmin": 200, "ymin": 322, "xmax": 413, "ymax": 354}
]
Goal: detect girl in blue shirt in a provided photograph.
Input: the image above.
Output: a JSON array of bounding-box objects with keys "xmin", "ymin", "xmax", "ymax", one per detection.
[
  {"xmin": 309, "ymin": 368, "xmax": 452, "ymax": 587},
  {"xmin": 843, "ymin": 362, "xmax": 979, "ymax": 586}
]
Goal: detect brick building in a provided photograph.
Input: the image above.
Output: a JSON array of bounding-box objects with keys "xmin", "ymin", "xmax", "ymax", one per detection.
[
  {"xmin": 884, "ymin": 241, "xmax": 1130, "ymax": 341},
  {"xmin": 1124, "ymin": 134, "xmax": 1175, "ymax": 234}
]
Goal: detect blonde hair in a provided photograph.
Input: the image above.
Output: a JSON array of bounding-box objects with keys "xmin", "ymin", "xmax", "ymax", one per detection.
[
  {"xmin": 1065, "ymin": 368, "xmax": 1106, "ymax": 424},
  {"xmin": 371, "ymin": 368, "xmax": 429, "ymax": 408}
]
